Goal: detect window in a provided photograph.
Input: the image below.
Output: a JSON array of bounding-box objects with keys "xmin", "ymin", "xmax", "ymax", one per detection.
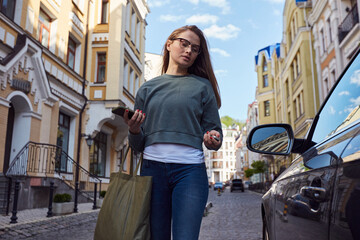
[
  {"xmin": 56, "ymin": 113, "xmax": 70, "ymax": 172},
  {"xmin": 285, "ymin": 80, "xmax": 289, "ymax": 98},
  {"xmin": 296, "ymin": 53, "xmax": 301, "ymax": 75},
  {"xmin": 129, "ymin": 67, "xmax": 134, "ymax": 94},
  {"xmin": 263, "ymin": 74, "xmax": 269, "ymax": 87},
  {"xmin": 0, "ymin": 0, "xmax": 16, "ymax": 20},
  {"xmin": 263, "ymin": 60, "xmax": 268, "ymax": 72},
  {"xmin": 265, "ymin": 101, "xmax": 270, "ymax": 116},
  {"xmin": 101, "ymin": 0, "xmax": 108, "ymax": 24},
  {"xmin": 135, "ymin": 74, "xmax": 139, "ymax": 95},
  {"xmin": 38, "ymin": 10, "xmax": 51, "ymax": 48},
  {"xmin": 311, "ymin": 52, "xmax": 360, "ymax": 143},
  {"xmin": 123, "ymin": 60, "xmax": 129, "ymax": 89},
  {"xmin": 330, "ymin": 69, "xmax": 336, "ymax": 86},
  {"xmin": 125, "ymin": 3, "xmax": 130, "ymax": 33},
  {"xmin": 131, "ymin": 10, "xmax": 136, "ymax": 42},
  {"xmin": 67, "ymin": 38, "xmax": 76, "ymax": 69},
  {"xmin": 324, "ymin": 78, "xmax": 329, "ymax": 95},
  {"xmin": 320, "ymin": 28, "xmax": 325, "ymax": 53},
  {"xmin": 136, "ymin": 19, "xmax": 141, "ymax": 49},
  {"xmin": 327, "ymin": 18, "xmax": 332, "ymax": 44},
  {"xmin": 294, "ymin": 92, "xmax": 304, "ymax": 119},
  {"xmin": 90, "ymin": 132, "xmax": 107, "ymax": 177},
  {"xmin": 96, "ymin": 53, "xmax": 106, "ymax": 83}
]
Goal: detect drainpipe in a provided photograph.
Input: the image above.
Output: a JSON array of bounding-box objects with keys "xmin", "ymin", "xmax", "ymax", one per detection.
[{"xmin": 74, "ymin": 0, "xmax": 90, "ymax": 213}]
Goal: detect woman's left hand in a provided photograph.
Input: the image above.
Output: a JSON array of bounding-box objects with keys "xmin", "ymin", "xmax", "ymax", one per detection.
[{"xmin": 203, "ymin": 130, "xmax": 221, "ymax": 150}]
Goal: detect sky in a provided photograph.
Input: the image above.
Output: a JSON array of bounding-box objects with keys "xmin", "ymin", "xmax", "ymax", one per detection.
[{"xmin": 145, "ymin": 0, "xmax": 285, "ymax": 122}]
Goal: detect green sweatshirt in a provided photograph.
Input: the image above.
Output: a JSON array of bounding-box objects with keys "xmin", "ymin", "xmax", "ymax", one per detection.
[{"xmin": 128, "ymin": 74, "xmax": 222, "ymax": 152}]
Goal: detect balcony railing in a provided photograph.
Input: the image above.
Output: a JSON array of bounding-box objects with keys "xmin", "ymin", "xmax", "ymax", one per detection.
[
  {"xmin": 338, "ymin": 4, "xmax": 359, "ymax": 43},
  {"xmin": 6, "ymin": 141, "xmax": 101, "ymax": 197}
]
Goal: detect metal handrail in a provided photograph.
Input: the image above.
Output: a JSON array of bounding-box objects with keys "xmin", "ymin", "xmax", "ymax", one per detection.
[
  {"xmin": 338, "ymin": 4, "xmax": 359, "ymax": 43},
  {"xmin": 6, "ymin": 141, "xmax": 102, "ymax": 198}
]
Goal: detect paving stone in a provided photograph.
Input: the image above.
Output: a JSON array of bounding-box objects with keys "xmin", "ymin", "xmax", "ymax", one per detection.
[{"xmin": 0, "ymin": 190, "xmax": 264, "ymax": 239}]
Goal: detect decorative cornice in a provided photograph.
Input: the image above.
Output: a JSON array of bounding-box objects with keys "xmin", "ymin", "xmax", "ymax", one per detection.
[{"xmin": 308, "ymin": 0, "xmax": 328, "ymax": 25}]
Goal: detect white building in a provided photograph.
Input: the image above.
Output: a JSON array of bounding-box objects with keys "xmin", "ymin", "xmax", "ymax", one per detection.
[
  {"xmin": 144, "ymin": 52, "xmax": 162, "ymax": 81},
  {"xmin": 204, "ymin": 127, "xmax": 238, "ymax": 184}
]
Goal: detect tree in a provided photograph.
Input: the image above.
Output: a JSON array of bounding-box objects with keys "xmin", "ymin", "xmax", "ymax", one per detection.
[
  {"xmin": 220, "ymin": 116, "xmax": 245, "ymax": 129},
  {"xmin": 251, "ymin": 160, "xmax": 266, "ymax": 174},
  {"xmin": 245, "ymin": 168, "xmax": 254, "ymax": 178}
]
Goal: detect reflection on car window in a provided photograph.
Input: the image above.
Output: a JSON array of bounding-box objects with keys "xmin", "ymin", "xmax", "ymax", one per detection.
[{"xmin": 312, "ymin": 54, "xmax": 360, "ymax": 144}]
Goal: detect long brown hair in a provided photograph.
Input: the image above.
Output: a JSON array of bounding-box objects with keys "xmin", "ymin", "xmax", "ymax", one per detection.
[{"xmin": 161, "ymin": 25, "xmax": 221, "ymax": 108}]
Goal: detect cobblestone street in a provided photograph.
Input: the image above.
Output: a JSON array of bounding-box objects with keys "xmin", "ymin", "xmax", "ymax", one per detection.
[
  {"xmin": 199, "ymin": 188, "xmax": 263, "ymax": 240},
  {"xmin": 0, "ymin": 188, "xmax": 263, "ymax": 239}
]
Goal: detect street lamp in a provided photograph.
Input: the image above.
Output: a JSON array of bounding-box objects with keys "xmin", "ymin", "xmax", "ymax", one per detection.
[{"xmin": 85, "ymin": 135, "xmax": 93, "ymax": 148}]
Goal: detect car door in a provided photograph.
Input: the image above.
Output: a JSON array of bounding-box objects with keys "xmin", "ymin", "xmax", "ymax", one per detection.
[
  {"xmin": 273, "ymin": 48, "xmax": 360, "ymax": 240},
  {"xmin": 330, "ymin": 125, "xmax": 360, "ymax": 240},
  {"xmin": 273, "ymin": 129, "xmax": 353, "ymax": 240}
]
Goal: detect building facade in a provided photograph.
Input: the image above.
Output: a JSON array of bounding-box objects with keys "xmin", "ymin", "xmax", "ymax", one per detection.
[
  {"xmin": 0, "ymin": 0, "xmax": 149, "ymax": 213},
  {"xmin": 205, "ymin": 127, "xmax": 238, "ymax": 184}
]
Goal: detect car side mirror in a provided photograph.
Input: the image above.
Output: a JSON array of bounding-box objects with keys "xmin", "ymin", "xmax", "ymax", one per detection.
[{"xmin": 246, "ymin": 124, "xmax": 294, "ymax": 155}]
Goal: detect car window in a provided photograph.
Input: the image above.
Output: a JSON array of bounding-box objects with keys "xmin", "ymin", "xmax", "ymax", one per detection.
[{"xmin": 311, "ymin": 53, "xmax": 360, "ymax": 144}]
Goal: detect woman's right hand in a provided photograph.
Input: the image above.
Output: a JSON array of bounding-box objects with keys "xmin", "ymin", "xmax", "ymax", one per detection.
[{"xmin": 124, "ymin": 109, "xmax": 146, "ymax": 135}]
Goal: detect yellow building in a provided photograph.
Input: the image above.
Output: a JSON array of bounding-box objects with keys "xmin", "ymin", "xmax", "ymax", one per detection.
[
  {"xmin": 254, "ymin": 0, "xmax": 320, "ymax": 175},
  {"xmin": 0, "ymin": 0, "xmax": 149, "ymax": 213},
  {"xmin": 84, "ymin": 0, "xmax": 149, "ymax": 184},
  {"xmin": 280, "ymin": 0, "xmax": 319, "ymax": 139},
  {"xmin": 255, "ymin": 44, "xmax": 279, "ymax": 125}
]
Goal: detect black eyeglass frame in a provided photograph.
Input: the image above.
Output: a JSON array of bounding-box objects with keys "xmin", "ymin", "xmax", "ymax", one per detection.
[{"xmin": 172, "ymin": 38, "xmax": 201, "ymax": 54}]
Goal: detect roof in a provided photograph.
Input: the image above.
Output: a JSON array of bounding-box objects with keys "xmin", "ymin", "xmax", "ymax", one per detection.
[{"xmin": 254, "ymin": 43, "xmax": 280, "ymax": 65}]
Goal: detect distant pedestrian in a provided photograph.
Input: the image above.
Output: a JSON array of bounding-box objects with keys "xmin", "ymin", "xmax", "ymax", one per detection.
[{"xmin": 124, "ymin": 25, "xmax": 222, "ymax": 240}]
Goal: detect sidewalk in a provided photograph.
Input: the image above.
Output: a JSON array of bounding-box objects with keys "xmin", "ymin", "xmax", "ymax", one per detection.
[{"xmin": 0, "ymin": 203, "xmax": 99, "ymax": 230}]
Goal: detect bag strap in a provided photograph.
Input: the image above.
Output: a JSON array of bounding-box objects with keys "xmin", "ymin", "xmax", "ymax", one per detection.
[
  {"xmin": 119, "ymin": 146, "xmax": 131, "ymax": 172},
  {"xmin": 119, "ymin": 145, "xmax": 143, "ymax": 176}
]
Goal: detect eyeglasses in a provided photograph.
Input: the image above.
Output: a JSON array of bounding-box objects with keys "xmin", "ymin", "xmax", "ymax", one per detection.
[{"xmin": 172, "ymin": 38, "xmax": 201, "ymax": 54}]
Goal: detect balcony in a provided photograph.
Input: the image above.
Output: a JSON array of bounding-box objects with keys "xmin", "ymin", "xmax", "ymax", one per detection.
[{"xmin": 338, "ymin": 4, "xmax": 359, "ymax": 43}]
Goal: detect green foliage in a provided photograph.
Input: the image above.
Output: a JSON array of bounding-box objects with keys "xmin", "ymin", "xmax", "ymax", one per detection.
[
  {"xmin": 251, "ymin": 161, "xmax": 266, "ymax": 174},
  {"xmin": 220, "ymin": 116, "xmax": 245, "ymax": 129},
  {"xmin": 245, "ymin": 168, "xmax": 254, "ymax": 178},
  {"xmin": 54, "ymin": 193, "xmax": 72, "ymax": 203},
  {"xmin": 100, "ymin": 190, "xmax": 106, "ymax": 198}
]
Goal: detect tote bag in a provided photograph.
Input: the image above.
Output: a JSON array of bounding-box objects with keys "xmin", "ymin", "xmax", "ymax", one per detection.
[{"xmin": 94, "ymin": 146, "xmax": 152, "ymax": 240}]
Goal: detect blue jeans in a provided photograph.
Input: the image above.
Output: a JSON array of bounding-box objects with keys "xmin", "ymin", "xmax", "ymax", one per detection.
[{"xmin": 141, "ymin": 159, "xmax": 209, "ymax": 240}]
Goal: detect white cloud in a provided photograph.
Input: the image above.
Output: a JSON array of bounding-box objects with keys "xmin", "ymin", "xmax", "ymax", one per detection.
[
  {"xmin": 215, "ymin": 69, "xmax": 228, "ymax": 76},
  {"xmin": 350, "ymin": 70, "xmax": 360, "ymax": 86},
  {"xmin": 159, "ymin": 15, "xmax": 184, "ymax": 22},
  {"xmin": 203, "ymin": 24, "xmax": 241, "ymax": 40},
  {"xmin": 329, "ymin": 106, "xmax": 336, "ymax": 115},
  {"xmin": 186, "ymin": 14, "xmax": 219, "ymax": 25},
  {"xmin": 186, "ymin": 0, "xmax": 200, "ymax": 4},
  {"xmin": 203, "ymin": 0, "xmax": 231, "ymax": 14},
  {"xmin": 350, "ymin": 96, "xmax": 360, "ymax": 106},
  {"xmin": 211, "ymin": 48, "xmax": 230, "ymax": 57},
  {"xmin": 339, "ymin": 91, "xmax": 350, "ymax": 96},
  {"xmin": 266, "ymin": 0, "xmax": 285, "ymax": 4},
  {"xmin": 148, "ymin": 0, "xmax": 170, "ymax": 7}
]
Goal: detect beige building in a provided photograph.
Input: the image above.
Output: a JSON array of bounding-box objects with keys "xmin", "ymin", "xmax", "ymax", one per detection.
[{"xmin": 0, "ymin": 0, "xmax": 149, "ymax": 213}]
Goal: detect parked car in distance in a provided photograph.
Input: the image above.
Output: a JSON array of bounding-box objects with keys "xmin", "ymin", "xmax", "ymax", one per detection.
[
  {"xmin": 246, "ymin": 48, "xmax": 360, "ymax": 240},
  {"xmin": 213, "ymin": 182, "xmax": 224, "ymax": 191},
  {"xmin": 230, "ymin": 179, "xmax": 244, "ymax": 192},
  {"xmin": 244, "ymin": 180, "xmax": 253, "ymax": 189}
]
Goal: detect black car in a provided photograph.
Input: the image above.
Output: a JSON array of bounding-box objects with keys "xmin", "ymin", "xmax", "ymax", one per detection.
[
  {"xmin": 230, "ymin": 179, "xmax": 244, "ymax": 192},
  {"xmin": 247, "ymin": 48, "xmax": 360, "ymax": 240}
]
